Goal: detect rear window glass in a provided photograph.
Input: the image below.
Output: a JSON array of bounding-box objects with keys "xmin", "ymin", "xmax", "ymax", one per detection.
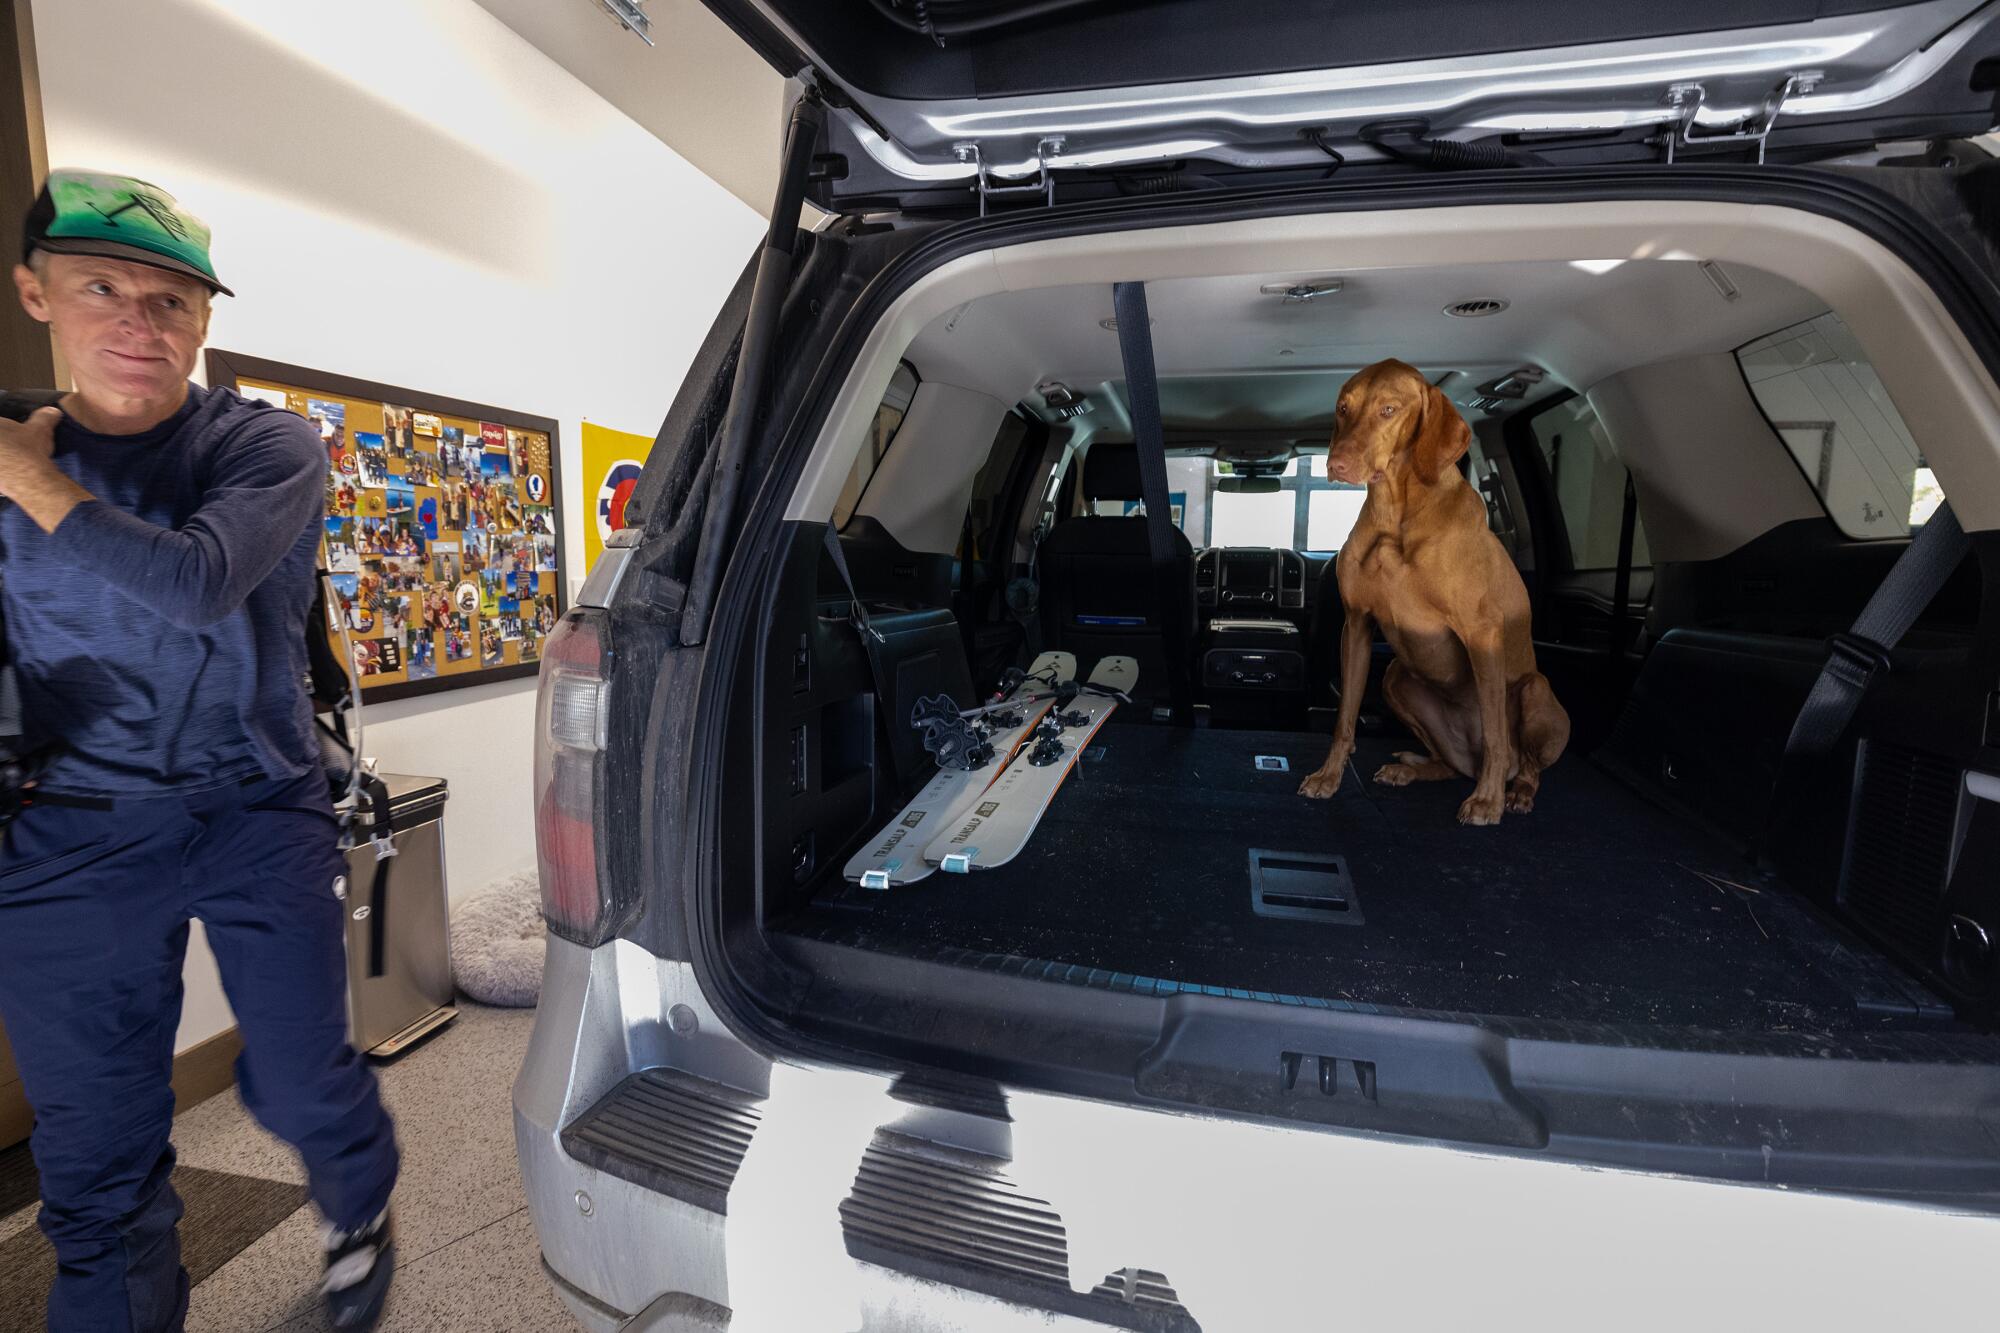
[
  {"xmin": 1526, "ymin": 395, "xmax": 1650, "ymax": 571},
  {"xmin": 960, "ymin": 413, "xmax": 1033, "ymax": 561},
  {"xmin": 833, "ymin": 361, "xmax": 919, "ymax": 529},
  {"xmin": 1737, "ymin": 313, "xmax": 1942, "ymax": 540}
]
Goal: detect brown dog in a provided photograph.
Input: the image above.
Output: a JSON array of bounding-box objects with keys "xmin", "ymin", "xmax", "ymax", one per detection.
[{"xmin": 1298, "ymin": 359, "xmax": 1569, "ymax": 824}]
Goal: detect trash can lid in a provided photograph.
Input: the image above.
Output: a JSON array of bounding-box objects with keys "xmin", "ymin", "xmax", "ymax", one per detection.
[{"xmin": 351, "ymin": 773, "xmax": 449, "ymax": 827}]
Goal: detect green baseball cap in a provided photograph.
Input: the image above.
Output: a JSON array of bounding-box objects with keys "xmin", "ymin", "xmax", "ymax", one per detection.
[{"xmin": 22, "ymin": 168, "xmax": 232, "ymax": 296}]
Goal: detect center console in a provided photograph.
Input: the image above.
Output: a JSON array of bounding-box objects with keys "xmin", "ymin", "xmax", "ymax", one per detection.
[
  {"xmin": 1204, "ymin": 618, "xmax": 1306, "ymax": 690},
  {"xmin": 1195, "ymin": 548, "xmax": 1310, "ymax": 724},
  {"xmin": 1196, "ymin": 548, "xmax": 1306, "ymax": 614}
]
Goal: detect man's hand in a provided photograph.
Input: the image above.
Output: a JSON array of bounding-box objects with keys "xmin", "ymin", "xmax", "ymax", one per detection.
[
  {"xmin": 0, "ymin": 404, "xmax": 57, "ymax": 472},
  {"xmin": 0, "ymin": 407, "xmax": 92, "ymax": 533}
]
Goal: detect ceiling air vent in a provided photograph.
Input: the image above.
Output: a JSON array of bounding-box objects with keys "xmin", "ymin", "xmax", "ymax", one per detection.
[{"xmin": 1444, "ymin": 298, "xmax": 1509, "ymax": 318}]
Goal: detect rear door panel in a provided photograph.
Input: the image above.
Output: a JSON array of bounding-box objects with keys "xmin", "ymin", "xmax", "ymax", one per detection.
[{"xmin": 701, "ymin": 0, "xmax": 2000, "ymax": 213}]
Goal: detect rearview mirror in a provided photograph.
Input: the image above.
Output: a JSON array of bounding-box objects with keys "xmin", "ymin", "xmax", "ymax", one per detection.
[{"xmin": 1218, "ymin": 476, "xmax": 1281, "ymax": 494}]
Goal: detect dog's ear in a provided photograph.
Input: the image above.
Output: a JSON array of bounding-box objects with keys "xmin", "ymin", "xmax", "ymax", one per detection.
[{"xmin": 1412, "ymin": 383, "xmax": 1471, "ymax": 485}]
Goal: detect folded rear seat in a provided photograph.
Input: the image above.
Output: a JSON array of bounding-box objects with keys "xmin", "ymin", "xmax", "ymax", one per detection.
[{"xmin": 1601, "ymin": 628, "xmax": 1827, "ymax": 847}]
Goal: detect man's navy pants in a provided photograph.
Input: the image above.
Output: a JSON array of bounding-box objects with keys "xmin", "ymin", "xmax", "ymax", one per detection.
[{"xmin": 0, "ymin": 769, "xmax": 399, "ymax": 1332}]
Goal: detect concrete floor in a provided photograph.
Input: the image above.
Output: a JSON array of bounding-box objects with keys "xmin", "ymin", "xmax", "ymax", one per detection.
[{"xmin": 0, "ymin": 1002, "xmax": 580, "ymax": 1333}]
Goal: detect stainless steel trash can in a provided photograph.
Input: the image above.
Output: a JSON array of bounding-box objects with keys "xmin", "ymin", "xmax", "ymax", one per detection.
[{"xmin": 340, "ymin": 773, "xmax": 456, "ymax": 1057}]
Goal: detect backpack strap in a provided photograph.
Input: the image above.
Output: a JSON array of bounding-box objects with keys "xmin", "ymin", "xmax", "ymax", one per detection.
[
  {"xmin": 1, "ymin": 389, "xmax": 69, "ymax": 830},
  {"xmin": 0, "ymin": 388, "xmax": 65, "ymax": 422}
]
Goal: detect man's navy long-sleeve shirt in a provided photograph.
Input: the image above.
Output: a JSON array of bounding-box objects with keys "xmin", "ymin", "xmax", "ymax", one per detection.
[{"xmin": 0, "ymin": 383, "xmax": 325, "ymax": 796}]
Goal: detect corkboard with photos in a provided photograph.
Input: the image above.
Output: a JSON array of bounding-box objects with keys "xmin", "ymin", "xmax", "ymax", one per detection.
[{"xmin": 204, "ymin": 350, "xmax": 565, "ymax": 703}]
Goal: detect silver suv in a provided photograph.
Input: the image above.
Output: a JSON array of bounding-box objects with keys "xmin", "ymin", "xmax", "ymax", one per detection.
[{"xmin": 519, "ymin": 3, "xmax": 2000, "ymax": 1328}]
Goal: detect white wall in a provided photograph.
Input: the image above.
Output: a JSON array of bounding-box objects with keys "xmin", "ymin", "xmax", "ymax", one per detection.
[{"xmin": 30, "ymin": 0, "xmax": 766, "ymax": 1051}]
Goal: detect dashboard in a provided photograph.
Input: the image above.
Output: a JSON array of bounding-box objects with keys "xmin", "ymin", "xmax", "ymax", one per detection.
[{"xmin": 1194, "ymin": 547, "xmax": 1308, "ymax": 613}]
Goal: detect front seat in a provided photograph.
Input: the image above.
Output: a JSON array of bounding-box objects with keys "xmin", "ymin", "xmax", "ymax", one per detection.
[{"xmin": 1037, "ymin": 442, "xmax": 1194, "ymax": 700}]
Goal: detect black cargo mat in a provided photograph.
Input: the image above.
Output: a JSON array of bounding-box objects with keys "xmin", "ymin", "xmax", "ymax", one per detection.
[{"xmin": 785, "ymin": 724, "xmax": 1956, "ymax": 1035}]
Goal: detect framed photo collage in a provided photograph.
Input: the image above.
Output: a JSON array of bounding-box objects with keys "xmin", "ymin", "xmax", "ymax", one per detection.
[{"xmin": 205, "ymin": 350, "xmax": 565, "ymax": 703}]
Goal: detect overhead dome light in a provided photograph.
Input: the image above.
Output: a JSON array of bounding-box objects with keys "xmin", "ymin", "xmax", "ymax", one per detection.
[
  {"xmin": 1444, "ymin": 298, "xmax": 1509, "ymax": 318},
  {"xmin": 1259, "ymin": 278, "xmax": 1343, "ymax": 303}
]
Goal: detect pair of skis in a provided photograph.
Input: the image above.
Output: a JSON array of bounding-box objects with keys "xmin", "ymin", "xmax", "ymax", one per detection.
[{"xmin": 842, "ymin": 651, "xmax": 1137, "ymax": 888}]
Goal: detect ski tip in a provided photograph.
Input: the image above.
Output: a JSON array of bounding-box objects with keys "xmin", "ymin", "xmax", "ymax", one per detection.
[
  {"xmin": 1087, "ymin": 655, "xmax": 1139, "ymax": 687},
  {"xmin": 1024, "ymin": 651, "xmax": 1079, "ymax": 685}
]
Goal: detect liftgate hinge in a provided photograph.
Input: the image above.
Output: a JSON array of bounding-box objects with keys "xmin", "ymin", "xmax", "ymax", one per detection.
[
  {"xmin": 1660, "ymin": 71, "xmax": 1824, "ymax": 164},
  {"xmin": 954, "ymin": 137, "xmax": 1065, "ymax": 215}
]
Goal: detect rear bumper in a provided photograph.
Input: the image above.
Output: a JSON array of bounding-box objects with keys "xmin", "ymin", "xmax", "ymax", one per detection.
[
  {"xmin": 540, "ymin": 1257, "xmax": 730, "ymax": 1333},
  {"xmin": 516, "ymin": 933, "xmax": 2000, "ymax": 1330},
  {"xmin": 512, "ymin": 934, "xmax": 746, "ymax": 1322},
  {"xmin": 512, "ymin": 934, "xmax": 1199, "ymax": 1330}
]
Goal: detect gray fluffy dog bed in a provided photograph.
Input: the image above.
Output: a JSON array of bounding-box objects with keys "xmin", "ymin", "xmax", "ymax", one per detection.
[{"xmin": 451, "ymin": 870, "xmax": 545, "ymax": 1007}]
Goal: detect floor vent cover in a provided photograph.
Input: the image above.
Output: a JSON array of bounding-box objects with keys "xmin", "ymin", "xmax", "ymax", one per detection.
[{"xmin": 1249, "ymin": 849, "xmax": 1362, "ymax": 925}]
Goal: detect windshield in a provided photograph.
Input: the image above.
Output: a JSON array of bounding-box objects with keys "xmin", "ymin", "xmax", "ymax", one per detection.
[
  {"xmin": 1162, "ymin": 455, "xmax": 1367, "ymax": 551},
  {"xmin": 1088, "ymin": 455, "xmax": 1365, "ymax": 550}
]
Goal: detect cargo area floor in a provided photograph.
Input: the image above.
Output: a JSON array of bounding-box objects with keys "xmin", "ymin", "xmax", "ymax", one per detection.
[{"xmin": 783, "ymin": 724, "xmax": 1957, "ymax": 1037}]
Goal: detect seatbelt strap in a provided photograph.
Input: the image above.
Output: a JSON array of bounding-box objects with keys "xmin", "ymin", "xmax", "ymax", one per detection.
[
  {"xmin": 1783, "ymin": 501, "xmax": 1970, "ymax": 759},
  {"xmin": 823, "ymin": 521, "xmax": 886, "ymax": 652},
  {"xmin": 821, "ymin": 523, "xmax": 903, "ymax": 782},
  {"xmin": 1608, "ymin": 473, "xmax": 1638, "ymax": 665},
  {"xmin": 1006, "ymin": 435, "xmax": 1074, "ymax": 667},
  {"xmin": 1111, "ymin": 282, "xmax": 1194, "ymax": 724},
  {"xmin": 958, "ymin": 510, "xmax": 978, "ymax": 606},
  {"xmin": 1031, "ymin": 437, "xmax": 1078, "ymax": 561}
]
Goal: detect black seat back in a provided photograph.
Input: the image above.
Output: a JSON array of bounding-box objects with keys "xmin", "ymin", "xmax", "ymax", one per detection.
[{"xmin": 1038, "ymin": 443, "xmax": 1193, "ymax": 693}]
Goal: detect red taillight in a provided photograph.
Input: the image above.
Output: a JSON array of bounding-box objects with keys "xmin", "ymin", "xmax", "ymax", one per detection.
[{"xmin": 534, "ymin": 611, "xmax": 614, "ymax": 942}]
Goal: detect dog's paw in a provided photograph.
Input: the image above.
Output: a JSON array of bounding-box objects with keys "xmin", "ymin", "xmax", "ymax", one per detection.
[
  {"xmin": 1297, "ymin": 768, "xmax": 1345, "ymax": 799},
  {"xmin": 1457, "ymin": 791, "xmax": 1505, "ymax": 826},
  {"xmin": 1373, "ymin": 762, "xmax": 1419, "ymax": 787},
  {"xmin": 1505, "ymin": 780, "xmax": 1537, "ymax": 814}
]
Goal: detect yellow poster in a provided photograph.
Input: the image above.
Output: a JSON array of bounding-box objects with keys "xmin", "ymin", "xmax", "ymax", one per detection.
[{"xmin": 580, "ymin": 420, "xmax": 655, "ymax": 572}]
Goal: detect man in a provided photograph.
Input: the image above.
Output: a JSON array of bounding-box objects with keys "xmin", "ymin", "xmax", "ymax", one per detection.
[{"xmin": 0, "ymin": 170, "xmax": 398, "ymax": 1331}]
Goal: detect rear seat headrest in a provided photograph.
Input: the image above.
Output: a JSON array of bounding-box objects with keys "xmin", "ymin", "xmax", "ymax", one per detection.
[{"xmin": 1082, "ymin": 443, "xmax": 1144, "ymax": 502}]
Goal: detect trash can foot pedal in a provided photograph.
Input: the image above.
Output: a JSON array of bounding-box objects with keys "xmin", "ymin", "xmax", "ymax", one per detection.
[{"xmin": 365, "ymin": 1005, "xmax": 457, "ymax": 1060}]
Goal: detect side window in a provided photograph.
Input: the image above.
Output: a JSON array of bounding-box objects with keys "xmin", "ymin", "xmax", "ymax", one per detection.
[
  {"xmin": 959, "ymin": 413, "xmax": 1034, "ymax": 561},
  {"xmin": 1465, "ymin": 432, "xmax": 1526, "ymax": 561},
  {"xmin": 1736, "ymin": 312, "xmax": 1943, "ymax": 539},
  {"xmin": 833, "ymin": 361, "xmax": 919, "ymax": 528},
  {"xmin": 1080, "ymin": 452, "xmax": 1202, "ymax": 530},
  {"xmin": 1527, "ymin": 395, "xmax": 1650, "ymax": 571}
]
